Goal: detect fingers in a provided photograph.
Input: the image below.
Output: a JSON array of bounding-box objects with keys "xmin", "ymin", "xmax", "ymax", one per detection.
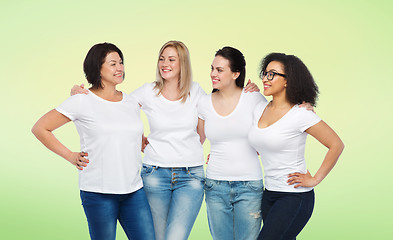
[
  {"xmin": 75, "ymin": 152, "xmax": 89, "ymax": 169},
  {"xmin": 287, "ymin": 176, "xmax": 304, "ymax": 188},
  {"xmin": 71, "ymin": 84, "xmax": 89, "ymax": 95},
  {"xmin": 244, "ymin": 79, "xmax": 252, "ymax": 92}
]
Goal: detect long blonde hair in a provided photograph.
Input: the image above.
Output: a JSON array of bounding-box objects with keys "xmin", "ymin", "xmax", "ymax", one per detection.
[{"xmin": 154, "ymin": 40, "xmax": 192, "ymax": 103}]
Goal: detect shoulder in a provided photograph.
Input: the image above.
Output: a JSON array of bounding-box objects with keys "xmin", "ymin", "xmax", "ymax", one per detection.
[
  {"xmin": 130, "ymin": 82, "xmax": 156, "ymax": 101},
  {"xmin": 198, "ymin": 93, "xmax": 211, "ymax": 106},
  {"xmin": 191, "ymin": 81, "xmax": 206, "ymax": 101},
  {"xmin": 191, "ymin": 81, "xmax": 206, "ymax": 93},
  {"xmin": 243, "ymin": 91, "xmax": 267, "ymax": 104},
  {"xmin": 254, "ymin": 100, "xmax": 269, "ymax": 114},
  {"xmin": 134, "ymin": 82, "xmax": 155, "ymax": 92},
  {"xmin": 63, "ymin": 93, "xmax": 88, "ymax": 105},
  {"xmin": 293, "ymin": 105, "xmax": 318, "ymax": 117},
  {"xmin": 292, "ymin": 105, "xmax": 321, "ymax": 130}
]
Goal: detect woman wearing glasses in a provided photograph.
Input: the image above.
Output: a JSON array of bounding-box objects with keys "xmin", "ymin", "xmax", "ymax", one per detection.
[{"xmin": 248, "ymin": 53, "xmax": 344, "ymax": 240}]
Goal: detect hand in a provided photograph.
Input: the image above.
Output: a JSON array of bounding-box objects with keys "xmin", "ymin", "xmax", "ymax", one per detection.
[
  {"xmin": 70, "ymin": 84, "xmax": 89, "ymax": 96},
  {"xmin": 206, "ymin": 154, "xmax": 210, "ymax": 164},
  {"xmin": 299, "ymin": 101, "xmax": 315, "ymax": 112},
  {"xmin": 141, "ymin": 135, "xmax": 149, "ymax": 153},
  {"xmin": 287, "ymin": 170, "xmax": 319, "ymax": 188},
  {"xmin": 66, "ymin": 152, "xmax": 89, "ymax": 170},
  {"xmin": 244, "ymin": 79, "xmax": 260, "ymax": 93}
]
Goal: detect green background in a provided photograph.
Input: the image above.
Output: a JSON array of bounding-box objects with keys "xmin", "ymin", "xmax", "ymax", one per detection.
[{"xmin": 1, "ymin": 0, "xmax": 392, "ymax": 239}]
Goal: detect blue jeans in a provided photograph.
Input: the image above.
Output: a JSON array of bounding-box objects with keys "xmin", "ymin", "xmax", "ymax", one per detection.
[
  {"xmin": 205, "ymin": 178, "xmax": 264, "ymax": 240},
  {"xmin": 141, "ymin": 164, "xmax": 205, "ymax": 240},
  {"xmin": 258, "ymin": 189, "xmax": 315, "ymax": 240},
  {"xmin": 80, "ymin": 188, "xmax": 155, "ymax": 240}
]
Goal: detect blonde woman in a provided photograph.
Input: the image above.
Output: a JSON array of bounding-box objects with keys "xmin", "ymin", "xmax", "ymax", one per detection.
[{"xmin": 132, "ymin": 41, "xmax": 206, "ymax": 240}]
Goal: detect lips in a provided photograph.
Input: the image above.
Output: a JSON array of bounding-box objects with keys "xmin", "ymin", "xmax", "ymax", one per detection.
[{"xmin": 212, "ymin": 79, "xmax": 220, "ymax": 84}]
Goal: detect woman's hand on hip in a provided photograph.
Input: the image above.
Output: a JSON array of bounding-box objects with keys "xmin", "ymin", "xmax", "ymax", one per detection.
[{"xmin": 287, "ymin": 170, "xmax": 319, "ymax": 188}]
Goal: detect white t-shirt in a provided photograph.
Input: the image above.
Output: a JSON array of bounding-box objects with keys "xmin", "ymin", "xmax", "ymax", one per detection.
[
  {"xmin": 56, "ymin": 90, "xmax": 144, "ymax": 194},
  {"xmin": 131, "ymin": 82, "xmax": 205, "ymax": 167},
  {"xmin": 248, "ymin": 101, "xmax": 321, "ymax": 192},
  {"xmin": 198, "ymin": 90, "xmax": 266, "ymax": 181}
]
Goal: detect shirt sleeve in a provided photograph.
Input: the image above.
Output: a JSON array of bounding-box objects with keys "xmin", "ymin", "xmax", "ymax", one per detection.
[
  {"xmin": 253, "ymin": 101, "xmax": 268, "ymax": 123},
  {"xmin": 55, "ymin": 95, "xmax": 82, "ymax": 121},
  {"xmin": 129, "ymin": 83, "xmax": 149, "ymax": 106},
  {"xmin": 192, "ymin": 82, "xmax": 207, "ymax": 102},
  {"xmin": 250, "ymin": 92, "xmax": 267, "ymax": 106},
  {"xmin": 298, "ymin": 108, "xmax": 321, "ymax": 132},
  {"xmin": 197, "ymin": 95, "xmax": 207, "ymax": 120}
]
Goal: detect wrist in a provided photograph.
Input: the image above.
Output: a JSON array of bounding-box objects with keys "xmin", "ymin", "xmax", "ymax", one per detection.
[
  {"xmin": 313, "ymin": 175, "xmax": 323, "ymax": 186},
  {"xmin": 64, "ymin": 151, "xmax": 74, "ymax": 163}
]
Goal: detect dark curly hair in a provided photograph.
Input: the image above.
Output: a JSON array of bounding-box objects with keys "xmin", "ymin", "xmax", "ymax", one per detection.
[
  {"xmin": 83, "ymin": 42, "xmax": 124, "ymax": 89},
  {"xmin": 260, "ymin": 53, "xmax": 319, "ymax": 106},
  {"xmin": 213, "ymin": 46, "xmax": 246, "ymax": 92}
]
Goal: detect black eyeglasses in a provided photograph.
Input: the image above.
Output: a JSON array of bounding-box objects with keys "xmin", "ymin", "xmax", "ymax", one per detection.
[{"xmin": 261, "ymin": 71, "xmax": 286, "ymax": 81}]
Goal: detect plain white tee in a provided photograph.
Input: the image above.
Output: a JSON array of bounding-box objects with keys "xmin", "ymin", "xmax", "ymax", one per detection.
[
  {"xmin": 56, "ymin": 90, "xmax": 144, "ymax": 194},
  {"xmin": 198, "ymin": 90, "xmax": 266, "ymax": 181},
  {"xmin": 248, "ymin": 101, "xmax": 321, "ymax": 192},
  {"xmin": 131, "ymin": 82, "xmax": 205, "ymax": 167}
]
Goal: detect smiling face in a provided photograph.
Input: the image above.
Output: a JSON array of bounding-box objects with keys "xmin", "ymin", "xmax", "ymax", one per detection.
[
  {"xmin": 262, "ymin": 61, "xmax": 287, "ymax": 97},
  {"xmin": 158, "ymin": 47, "xmax": 181, "ymax": 82},
  {"xmin": 210, "ymin": 56, "xmax": 240, "ymax": 90},
  {"xmin": 100, "ymin": 51, "xmax": 124, "ymax": 87}
]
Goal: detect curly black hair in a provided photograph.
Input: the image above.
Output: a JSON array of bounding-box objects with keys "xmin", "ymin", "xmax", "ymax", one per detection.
[{"xmin": 260, "ymin": 53, "xmax": 319, "ymax": 106}]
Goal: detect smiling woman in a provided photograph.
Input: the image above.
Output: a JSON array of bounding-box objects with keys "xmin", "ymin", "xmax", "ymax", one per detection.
[
  {"xmin": 248, "ymin": 53, "xmax": 344, "ymax": 240},
  {"xmin": 31, "ymin": 43, "xmax": 155, "ymax": 240}
]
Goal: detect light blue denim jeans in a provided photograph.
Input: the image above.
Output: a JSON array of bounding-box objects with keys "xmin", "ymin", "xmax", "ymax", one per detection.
[
  {"xmin": 205, "ymin": 178, "xmax": 264, "ymax": 240},
  {"xmin": 141, "ymin": 164, "xmax": 205, "ymax": 240}
]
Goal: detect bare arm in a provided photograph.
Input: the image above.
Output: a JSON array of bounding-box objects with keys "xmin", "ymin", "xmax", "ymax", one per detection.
[
  {"xmin": 197, "ymin": 118, "xmax": 206, "ymax": 144},
  {"xmin": 31, "ymin": 109, "xmax": 89, "ymax": 170},
  {"xmin": 141, "ymin": 134, "xmax": 149, "ymax": 153},
  {"xmin": 287, "ymin": 120, "xmax": 344, "ymax": 188}
]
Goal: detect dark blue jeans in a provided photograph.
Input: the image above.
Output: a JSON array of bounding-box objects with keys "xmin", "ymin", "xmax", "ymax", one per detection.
[
  {"xmin": 80, "ymin": 187, "xmax": 155, "ymax": 240},
  {"xmin": 258, "ymin": 189, "xmax": 315, "ymax": 240}
]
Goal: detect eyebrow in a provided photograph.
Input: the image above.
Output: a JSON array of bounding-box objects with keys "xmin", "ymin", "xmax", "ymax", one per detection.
[
  {"xmin": 108, "ymin": 59, "xmax": 122, "ymax": 63},
  {"xmin": 266, "ymin": 69, "xmax": 279, "ymax": 72},
  {"xmin": 212, "ymin": 66, "xmax": 224, "ymax": 69}
]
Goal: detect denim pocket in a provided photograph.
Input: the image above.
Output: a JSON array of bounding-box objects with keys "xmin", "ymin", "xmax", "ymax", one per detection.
[
  {"xmin": 141, "ymin": 164, "xmax": 157, "ymax": 177},
  {"xmin": 204, "ymin": 178, "xmax": 215, "ymax": 191},
  {"xmin": 246, "ymin": 180, "xmax": 264, "ymax": 192},
  {"xmin": 187, "ymin": 166, "xmax": 205, "ymax": 182}
]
